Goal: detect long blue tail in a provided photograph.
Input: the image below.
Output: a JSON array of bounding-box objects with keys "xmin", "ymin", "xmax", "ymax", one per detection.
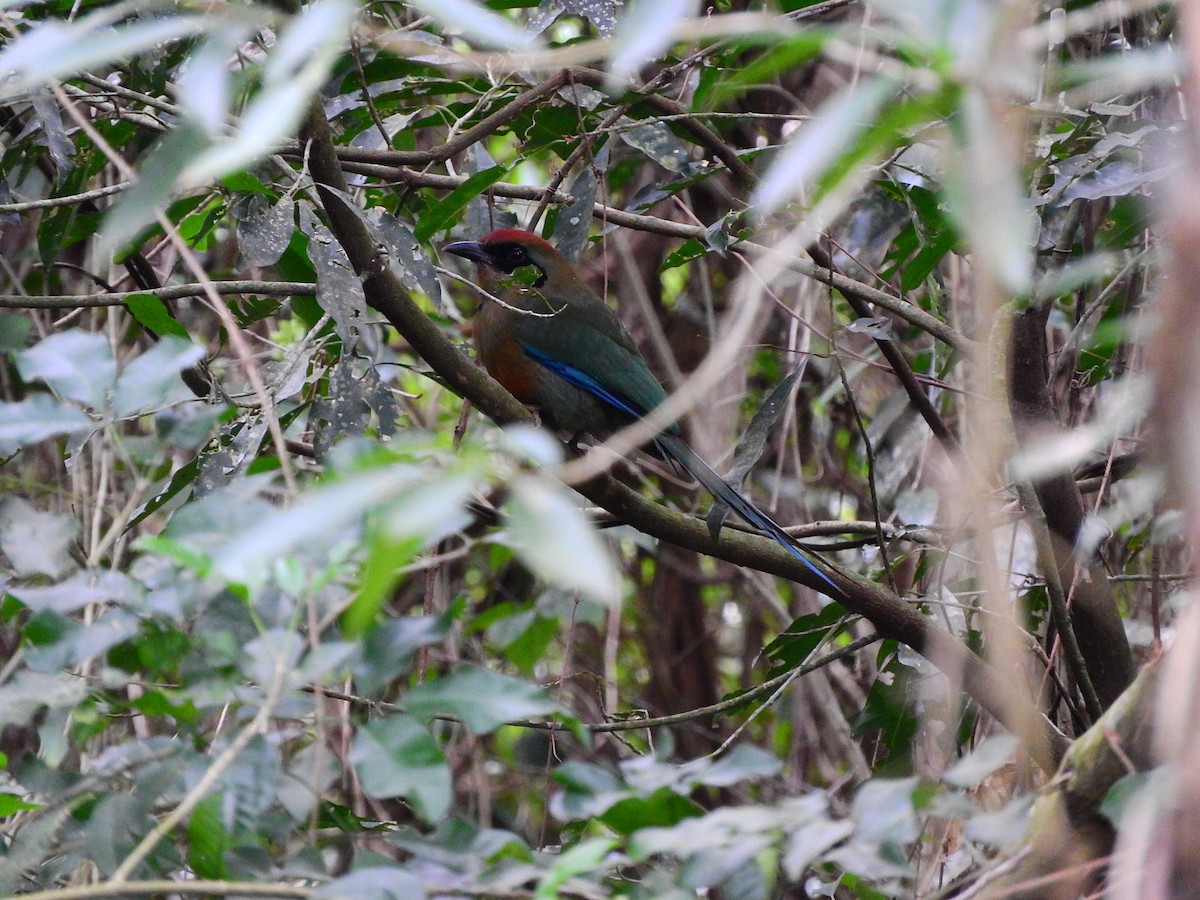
[
  {"xmin": 658, "ymin": 434, "xmax": 843, "ymax": 598},
  {"xmin": 521, "ymin": 345, "xmax": 843, "ymax": 597}
]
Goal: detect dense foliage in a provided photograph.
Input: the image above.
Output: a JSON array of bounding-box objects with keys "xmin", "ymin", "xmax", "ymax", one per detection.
[{"xmin": 0, "ymin": 0, "xmax": 1191, "ymax": 897}]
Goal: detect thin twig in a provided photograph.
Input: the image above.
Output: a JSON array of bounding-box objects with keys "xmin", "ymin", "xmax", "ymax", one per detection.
[
  {"xmin": 0, "ymin": 182, "xmax": 131, "ymax": 212},
  {"xmin": 311, "ymin": 632, "xmax": 881, "ymax": 736},
  {"xmin": 1015, "ymin": 480, "xmax": 1103, "ymax": 722},
  {"xmin": 836, "ymin": 360, "xmax": 900, "ymax": 596},
  {"xmin": 13, "ymin": 881, "xmax": 313, "ymax": 900},
  {"xmin": 0, "ymin": 280, "xmax": 316, "ymax": 309}
]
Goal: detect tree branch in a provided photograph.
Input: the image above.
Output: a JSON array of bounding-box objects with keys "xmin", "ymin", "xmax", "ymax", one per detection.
[
  {"xmin": 1008, "ymin": 305, "xmax": 1135, "ymax": 708},
  {"xmin": 14, "ymin": 882, "xmax": 312, "ymax": 900},
  {"xmin": 312, "ymin": 632, "xmax": 881, "ymax": 734},
  {"xmin": 0, "ymin": 281, "xmax": 315, "ymax": 309}
]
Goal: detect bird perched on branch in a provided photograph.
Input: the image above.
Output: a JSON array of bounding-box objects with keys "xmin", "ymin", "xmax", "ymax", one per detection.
[{"xmin": 445, "ymin": 228, "xmax": 841, "ymax": 597}]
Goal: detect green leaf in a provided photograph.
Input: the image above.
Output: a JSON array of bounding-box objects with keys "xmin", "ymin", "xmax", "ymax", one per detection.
[
  {"xmin": 0, "ymin": 793, "xmax": 42, "ymax": 816},
  {"xmin": 125, "ymin": 293, "xmax": 190, "ymax": 339},
  {"xmin": 6, "ymin": 570, "xmax": 135, "ymax": 615},
  {"xmin": 0, "ymin": 496, "xmax": 77, "ymax": 579},
  {"xmin": 313, "ymin": 867, "xmax": 426, "ymax": 900},
  {"xmin": 370, "ymin": 210, "xmax": 445, "ymax": 311},
  {"xmin": 349, "ymin": 716, "xmax": 451, "ymax": 821},
  {"xmin": 762, "ymin": 604, "xmax": 848, "ymax": 678},
  {"xmin": 535, "ymin": 837, "xmax": 618, "ymax": 900},
  {"xmin": 618, "ymin": 118, "xmax": 690, "ymax": 172},
  {"xmin": 408, "ymin": 0, "xmax": 535, "ymax": 50},
  {"xmin": 492, "ymin": 610, "xmax": 557, "ymax": 674},
  {"xmin": 704, "ymin": 33, "xmax": 828, "ymax": 109},
  {"xmin": 706, "ymin": 363, "xmax": 805, "ymax": 539},
  {"xmin": 695, "ymin": 744, "xmax": 782, "ymax": 787},
  {"xmin": 507, "ymin": 475, "xmax": 620, "ymax": 607},
  {"xmin": 356, "ymin": 618, "xmax": 445, "ymax": 696},
  {"xmin": 135, "ymin": 535, "xmax": 213, "ymax": 577},
  {"xmin": 127, "ymin": 458, "xmax": 200, "ymax": 529},
  {"xmin": 600, "ymin": 788, "xmax": 703, "ymax": 835},
  {"xmin": 17, "ymin": 329, "xmax": 114, "ymax": 408},
  {"xmin": 187, "ymin": 793, "xmax": 231, "ymax": 879},
  {"xmin": 0, "ymin": 670, "xmax": 89, "ymax": 729},
  {"xmin": 607, "ymin": 0, "xmax": 692, "ymax": 88},
  {"xmin": 0, "ymin": 395, "xmax": 93, "ymax": 455},
  {"xmin": 659, "ymin": 237, "xmax": 707, "ymax": 271},
  {"xmin": 944, "ymin": 85, "xmax": 1035, "ymax": 294},
  {"xmin": 112, "ymin": 336, "xmax": 205, "ymax": 417},
  {"xmin": 414, "ymin": 165, "xmax": 508, "ymax": 242},
  {"xmin": 212, "ymin": 465, "xmax": 474, "ymax": 586},
  {"xmin": 102, "ymin": 122, "xmax": 211, "ymax": 257},
  {"xmin": 342, "ymin": 529, "xmax": 422, "ymax": 638},
  {"xmin": 176, "ymin": 24, "xmax": 253, "ymax": 136},
  {"xmin": 0, "ymin": 313, "xmax": 31, "ymax": 352},
  {"xmin": 941, "ymin": 735, "xmax": 1018, "ymax": 788},
  {"xmin": 784, "ymin": 816, "xmax": 853, "ymax": 879},
  {"xmin": 0, "ymin": 14, "xmax": 208, "ymax": 102},
  {"xmin": 851, "ymin": 777, "xmax": 922, "ymax": 847},
  {"xmin": 405, "ymin": 666, "xmax": 560, "ymax": 733},
  {"xmin": 752, "ymin": 77, "xmax": 898, "ymax": 216},
  {"xmin": 553, "ymin": 152, "xmax": 602, "ymax": 263}
]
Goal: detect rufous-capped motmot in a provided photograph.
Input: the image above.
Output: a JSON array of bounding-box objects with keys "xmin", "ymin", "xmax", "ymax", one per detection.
[{"xmin": 445, "ymin": 228, "xmax": 841, "ymax": 598}]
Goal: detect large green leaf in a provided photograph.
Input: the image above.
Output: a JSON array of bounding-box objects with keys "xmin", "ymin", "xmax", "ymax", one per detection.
[
  {"xmin": 415, "ymin": 165, "xmax": 508, "ymax": 242},
  {"xmin": 507, "ymin": 474, "xmax": 620, "ymax": 607},
  {"xmin": 0, "ymin": 395, "xmax": 93, "ymax": 454},
  {"xmin": 16, "ymin": 330, "xmax": 113, "ymax": 408},
  {"xmin": 404, "ymin": 666, "xmax": 560, "ymax": 733},
  {"xmin": 349, "ymin": 716, "xmax": 451, "ymax": 821}
]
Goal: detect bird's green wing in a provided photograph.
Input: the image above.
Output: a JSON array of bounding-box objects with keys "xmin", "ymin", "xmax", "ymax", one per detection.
[{"xmin": 511, "ymin": 307, "xmax": 668, "ymax": 420}]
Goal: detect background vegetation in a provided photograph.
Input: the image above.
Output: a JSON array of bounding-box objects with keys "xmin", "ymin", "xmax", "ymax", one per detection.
[{"xmin": 0, "ymin": 0, "xmax": 1192, "ymax": 897}]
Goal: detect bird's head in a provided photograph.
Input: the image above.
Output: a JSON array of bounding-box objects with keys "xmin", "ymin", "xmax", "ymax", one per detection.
[{"xmin": 444, "ymin": 229, "xmax": 563, "ymax": 288}]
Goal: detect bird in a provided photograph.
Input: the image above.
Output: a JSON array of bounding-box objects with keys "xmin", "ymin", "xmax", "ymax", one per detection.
[{"xmin": 444, "ymin": 228, "xmax": 842, "ymax": 597}]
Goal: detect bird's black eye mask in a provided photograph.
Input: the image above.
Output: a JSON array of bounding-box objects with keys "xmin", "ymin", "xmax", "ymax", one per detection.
[{"xmin": 488, "ymin": 243, "xmax": 547, "ymax": 287}]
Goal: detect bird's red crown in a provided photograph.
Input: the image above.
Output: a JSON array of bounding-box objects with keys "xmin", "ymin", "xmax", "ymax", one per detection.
[{"xmin": 480, "ymin": 228, "xmax": 557, "ymax": 253}]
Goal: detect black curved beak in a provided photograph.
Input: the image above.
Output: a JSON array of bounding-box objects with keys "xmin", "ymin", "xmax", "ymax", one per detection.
[{"xmin": 443, "ymin": 241, "xmax": 493, "ymax": 267}]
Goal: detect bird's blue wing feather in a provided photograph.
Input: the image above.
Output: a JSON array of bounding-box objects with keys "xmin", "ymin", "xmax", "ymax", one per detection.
[
  {"xmin": 522, "ymin": 343, "xmax": 678, "ymax": 465},
  {"xmin": 522, "ymin": 345, "xmax": 841, "ymax": 597},
  {"xmin": 522, "ymin": 344, "xmax": 646, "ymax": 419}
]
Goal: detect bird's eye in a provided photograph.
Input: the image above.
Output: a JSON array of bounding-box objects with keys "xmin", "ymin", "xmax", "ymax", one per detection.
[{"xmin": 508, "ymin": 246, "xmax": 528, "ymax": 265}]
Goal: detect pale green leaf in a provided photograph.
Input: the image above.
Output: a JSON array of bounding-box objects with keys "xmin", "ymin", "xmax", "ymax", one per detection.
[
  {"xmin": 0, "ymin": 496, "xmax": 77, "ymax": 579},
  {"xmin": 16, "ymin": 330, "xmax": 113, "ymax": 408},
  {"xmin": 0, "ymin": 15, "xmax": 208, "ymax": 102},
  {"xmin": 507, "ymin": 475, "xmax": 620, "ymax": 607},
  {"xmin": 607, "ymin": 0, "xmax": 696, "ymax": 89},
  {"xmin": 180, "ymin": 0, "xmax": 357, "ymax": 187},
  {"xmin": 942, "ymin": 735, "xmax": 1018, "ymax": 788},
  {"xmin": 349, "ymin": 716, "xmax": 451, "ymax": 821},
  {"xmin": 0, "ymin": 396, "xmax": 93, "ymax": 455},
  {"xmin": 752, "ymin": 77, "xmax": 897, "ymax": 216},
  {"xmin": 101, "ymin": 123, "xmax": 210, "ymax": 256},
  {"xmin": 535, "ymin": 837, "xmax": 618, "ymax": 900},
  {"xmin": 408, "ymin": 0, "xmax": 535, "ymax": 50},
  {"xmin": 404, "ymin": 666, "xmax": 560, "ymax": 733},
  {"xmin": 943, "ymin": 86, "xmax": 1035, "ymax": 294},
  {"xmin": 113, "ymin": 336, "xmax": 205, "ymax": 417},
  {"xmin": 176, "ymin": 25, "xmax": 253, "ymax": 137},
  {"xmin": 212, "ymin": 465, "xmax": 474, "ymax": 585},
  {"xmin": 314, "ymin": 868, "xmax": 426, "ymax": 900}
]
